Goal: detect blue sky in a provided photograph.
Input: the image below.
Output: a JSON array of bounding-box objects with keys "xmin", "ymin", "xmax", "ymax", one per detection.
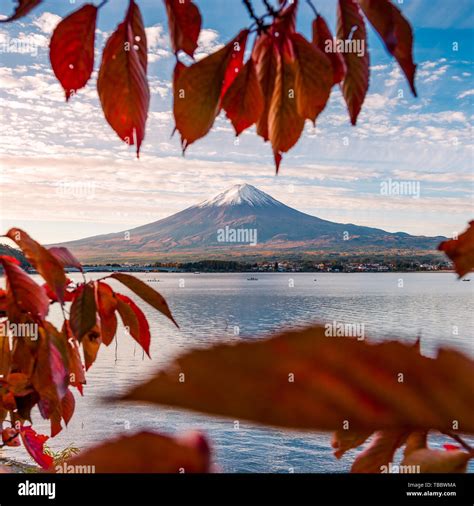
[{"xmin": 0, "ymin": 0, "xmax": 473, "ymax": 243}]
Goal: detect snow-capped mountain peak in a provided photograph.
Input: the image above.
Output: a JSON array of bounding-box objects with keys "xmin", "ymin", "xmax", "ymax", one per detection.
[{"xmin": 198, "ymin": 184, "xmax": 283, "ymax": 208}]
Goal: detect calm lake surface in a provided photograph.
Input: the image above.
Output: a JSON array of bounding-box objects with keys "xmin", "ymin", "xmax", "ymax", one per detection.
[{"xmin": 4, "ymin": 273, "xmax": 474, "ymax": 472}]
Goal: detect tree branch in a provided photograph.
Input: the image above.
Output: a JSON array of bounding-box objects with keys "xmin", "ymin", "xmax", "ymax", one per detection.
[
  {"xmin": 261, "ymin": 0, "xmax": 277, "ymax": 17},
  {"xmin": 243, "ymin": 0, "xmax": 261, "ymax": 25},
  {"xmin": 306, "ymin": 0, "xmax": 319, "ymax": 17}
]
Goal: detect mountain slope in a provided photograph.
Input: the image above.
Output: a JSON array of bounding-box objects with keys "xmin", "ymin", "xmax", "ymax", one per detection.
[{"xmin": 50, "ymin": 184, "xmax": 445, "ymax": 262}]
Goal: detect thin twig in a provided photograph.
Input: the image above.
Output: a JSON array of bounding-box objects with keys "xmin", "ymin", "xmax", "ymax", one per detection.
[
  {"xmin": 97, "ymin": 0, "xmax": 109, "ymax": 9},
  {"xmin": 261, "ymin": 0, "xmax": 277, "ymax": 16},
  {"xmin": 243, "ymin": 0, "xmax": 264, "ymax": 30},
  {"xmin": 306, "ymin": 0, "xmax": 319, "ymax": 17}
]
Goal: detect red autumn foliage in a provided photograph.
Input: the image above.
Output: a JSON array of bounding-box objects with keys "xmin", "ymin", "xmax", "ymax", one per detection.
[
  {"xmin": 1, "ymin": 0, "xmax": 418, "ymax": 170},
  {"xmin": 0, "ymin": 228, "xmax": 177, "ymax": 468}
]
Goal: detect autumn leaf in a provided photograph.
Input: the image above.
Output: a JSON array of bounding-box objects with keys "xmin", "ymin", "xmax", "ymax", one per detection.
[
  {"xmin": 97, "ymin": 0, "xmax": 149, "ymax": 156},
  {"xmin": 32, "ymin": 324, "xmax": 69, "ymax": 418},
  {"xmin": 48, "ymin": 247, "xmax": 83, "ymax": 272},
  {"xmin": 10, "ymin": 336, "xmax": 36, "ymax": 379},
  {"xmin": 67, "ymin": 335, "xmax": 86, "ymax": 395},
  {"xmin": 173, "ymin": 30, "xmax": 249, "ymax": 151},
  {"xmin": 95, "ymin": 281, "xmax": 118, "ymax": 346},
  {"xmin": 351, "ymin": 430, "xmax": 408, "ymax": 473},
  {"xmin": 402, "ymin": 448, "xmax": 472, "ymax": 473},
  {"xmin": 291, "ymin": 32, "xmax": 332, "ymax": 124},
  {"xmin": 119, "ymin": 325, "xmax": 474, "ymax": 434},
  {"xmin": 70, "ymin": 283, "xmax": 97, "ymax": 341},
  {"xmin": 110, "ymin": 272, "xmax": 177, "ymax": 327},
  {"xmin": 221, "ymin": 32, "xmax": 248, "ymax": 100},
  {"xmin": 253, "ymin": 0, "xmax": 297, "ymax": 147},
  {"xmin": 438, "ymin": 221, "xmax": 474, "ymax": 278},
  {"xmin": 116, "ymin": 293, "xmax": 151, "ymax": 356},
  {"xmin": 0, "ymin": 0, "xmax": 41, "ymax": 22},
  {"xmin": 252, "ymin": 32, "xmax": 278, "ymax": 142},
  {"xmin": 61, "ymin": 389, "xmax": 75, "ymax": 425},
  {"xmin": 20, "ymin": 426, "xmax": 53, "ymax": 470},
  {"xmin": 337, "ymin": 0, "xmax": 370, "ymax": 125},
  {"xmin": 0, "ymin": 334, "xmax": 11, "ymax": 377},
  {"xmin": 66, "ymin": 431, "xmax": 211, "ymax": 473},
  {"xmin": 6, "ymin": 228, "xmax": 67, "ymax": 303},
  {"xmin": 312, "ymin": 14, "xmax": 346, "ymax": 84},
  {"xmin": 49, "ymin": 4, "xmax": 97, "ymax": 101},
  {"xmin": 0, "ymin": 255, "xmax": 49, "ymax": 321},
  {"xmin": 268, "ymin": 51, "xmax": 305, "ymax": 172},
  {"xmin": 274, "ymin": 0, "xmax": 298, "ymax": 36},
  {"xmin": 82, "ymin": 325, "xmax": 101, "ymax": 371},
  {"xmin": 222, "ymin": 59, "xmax": 264, "ymax": 136},
  {"xmin": 358, "ymin": 0, "xmax": 417, "ymax": 96},
  {"xmin": 164, "ymin": 0, "xmax": 201, "ymax": 58},
  {"xmin": 6, "ymin": 372, "xmax": 30, "ymax": 395}
]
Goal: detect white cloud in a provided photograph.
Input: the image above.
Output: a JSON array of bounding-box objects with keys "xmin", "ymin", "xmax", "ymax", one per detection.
[
  {"xmin": 33, "ymin": 12, "xmax": 61, "ymax": 35},
  {"xmin": 458, "ymin": 89, "xmax": 474, "ymax": 99},
  {"xmin": 195, "ymin": 29, "xmax": 223, "ymax": 59},
  {"xmin": 145, "ymin": 24, "xmax": 172, "ymax": 62}
]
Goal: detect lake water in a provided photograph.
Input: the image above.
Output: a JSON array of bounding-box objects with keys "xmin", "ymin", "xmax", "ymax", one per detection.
[{"xmin": 4, "ymin": 273, "xmax": 474, "ymax": 472}]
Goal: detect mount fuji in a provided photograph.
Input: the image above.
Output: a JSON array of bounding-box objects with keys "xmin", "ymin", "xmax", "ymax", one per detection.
[{"xmin": 51, "ymin": 184, "xmax": 445, "ymax": 262}]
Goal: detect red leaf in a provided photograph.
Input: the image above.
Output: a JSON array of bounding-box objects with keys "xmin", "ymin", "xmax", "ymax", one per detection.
[
  {"xmin": 2, "ymin": 391, "xmax": 16, "ymax": 410},
  {"xmin": 0, "ymin": 333, "xmax": 11, "ymax": 376},
  {"xmin": 0, "ymin": 255, "xmax": 49, "ymax": 321},
  {"xmin": 50, "ymin": 406, "xmax": 63, "ymax": 437},
  {"xmin": 96, "ymin": 281, "xmax": 118, "ymax": 346},
  {"xmin": 61, "ymin": 389, "xmax": 75, "ymax": 425},
  {"xmin": 97, "ymin": 0, "xmax": 149, "ymax": 156},
  {"xmin": 252, "ymin": 1, "xmax": 298, "ymax": 150},
  {"xmin": 358, "ymin": 0, "xmax": 416, "ymax": 96},
  {"xmin": 110, "ymin": 273, "xmax": 177, "ymax": 327},
  {"xmin": 32, "ymin": 324, "xmax": 69, "ymax": 417},
  {"xmin": 49, "ymin": 4, "xmax": 97, "ymax": 101},
  {"xmin": 291, "ymin": 32, "xmax": 333, "ymax": 124},
  {"xmin": 337, "ymin": 0, "xmax": 370, "ymax": 125},
  {"xmin": 70, "ymin": 283, "xmax": 97, "ymax": 341},
  {"xmin": 268, "ymin": 49, "xmax": 305, "ymax": 172},
  {"xmin": 221, "ymin": 31, "xmax": 248, "ymax": 100},
  {"xmin": 173, "ymin": 30, "xmax": 249, "ymax": 151},
  {"xmin": 6, "ymin": 228, "xmax": 67, "ymax": 304},
  {"xmin": 115, "ymin": 293, "xmax": 151, "ymax": 356},
  {"xmin": 0, "ymin": 0, "xmax": 41, "ymax": 22},
  {"xmin": 222, "ymin": 59, "xmax": 264, "ymax": 136},
  {"xmin": 164, "ymin": 0, "xmax": 202, "ymax": 58},
  {"xmin": 67, "ymin": 334, "xmax": 86, "ymax": 395},
  {"xmin": 312, "ymin": 15, "xmax": 346, "ymax": 84},
  {"xmin": 82, "ymin": 325, "xmax": 101, "ymax": 371},
  {"xmin": 252, "ymin": 32, "xmax": 278, "ymax": 142},
  {"xmin": 48, "ymin": 247, "xmax": 83, "ymax": 272},
  {"xmin": 273, "ymin": 0, "xmax": 298, "ymax": 37},
  {"xmin": 42, "ymin": 282, "xmax": 74, "ymax": 303},
  {"xmin": 20, "ymin": 426, "xmax": 54, "ymax": 470}
]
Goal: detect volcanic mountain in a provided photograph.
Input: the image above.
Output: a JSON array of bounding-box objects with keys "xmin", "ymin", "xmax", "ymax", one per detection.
[{"xmin": 52, "ymin": 184, "xmax": 445, "ymax": 263}]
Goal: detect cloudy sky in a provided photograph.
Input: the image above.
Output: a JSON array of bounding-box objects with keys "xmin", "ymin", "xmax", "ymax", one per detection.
[{"xmin": 0, "ymin": 0, "xmax": 472, "ymax": 243}]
